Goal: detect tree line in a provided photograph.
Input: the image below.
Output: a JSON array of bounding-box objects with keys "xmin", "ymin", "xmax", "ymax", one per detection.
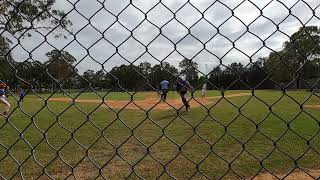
[{"xmin": 1, "ymin": 17, "xmax": 319, "ymax": 91}]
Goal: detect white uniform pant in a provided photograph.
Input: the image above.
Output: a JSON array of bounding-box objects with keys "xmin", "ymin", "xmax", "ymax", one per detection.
[
  {"xmin": 201, "ymin": 89, "xmax": 206, "ymax": 96},
  {"xmin": 0, "ymin": 96, "xmax": 10, "ymax": 113}
]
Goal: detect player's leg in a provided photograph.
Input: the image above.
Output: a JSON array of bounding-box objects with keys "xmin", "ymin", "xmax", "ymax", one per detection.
[
  {"xmin": 0, "ymin": 97, "xmax": 10, "ymax": 116},
  {"xmin": 163, "ymin": 89, "xmax": 168, "ymax": 101},
  {"xmin": 180, "ymin": 91, "xmax": 189, "ymax": 111},
  {"xmin": 157, "ymin": 89, "xmax": 160, "ymax": 97},
  {"xmin": 184, "ymin": 93, "xmax": 190, "ymax": 111},
  {"xmin": 160, "ymin": 89, "xmax": 164, "ymax": 100}
]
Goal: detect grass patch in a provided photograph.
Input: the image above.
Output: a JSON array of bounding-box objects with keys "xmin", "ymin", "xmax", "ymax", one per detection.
[{"xmin": 0, "ymin": 90, "xmax": 320, "ymax": 179}]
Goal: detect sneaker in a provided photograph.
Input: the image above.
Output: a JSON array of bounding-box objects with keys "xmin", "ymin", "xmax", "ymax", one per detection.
[
  {"xmin": 186, "ymin": 105, "xmax": 190, "ymax": 112},
  {"xmin": 2, "ymin": 112, "xmax": 8, "ymax": 117}
]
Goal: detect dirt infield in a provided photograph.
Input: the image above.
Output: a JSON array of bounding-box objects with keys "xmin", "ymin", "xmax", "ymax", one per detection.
[
  {"xmin": 47, "ymin": 93, "xmax": 251, "ymax": 110},
  {"xmin": 254, "ymin": 169, "xmax": 320, "ymax": 180},
  {"xmin": 304, "ymin": 104, "xmax": 320, "ymax": 109}
]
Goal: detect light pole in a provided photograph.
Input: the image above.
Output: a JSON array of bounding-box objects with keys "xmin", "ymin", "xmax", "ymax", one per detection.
[{"xmin": 205, "ymin": 64, "xmax": 208, "ymax": 75}]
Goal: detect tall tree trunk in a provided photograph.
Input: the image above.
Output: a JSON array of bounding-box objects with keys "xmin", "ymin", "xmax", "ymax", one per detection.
[{"xmin": 295, "ymin": 72, "xmax": 300, "ymax": 89}]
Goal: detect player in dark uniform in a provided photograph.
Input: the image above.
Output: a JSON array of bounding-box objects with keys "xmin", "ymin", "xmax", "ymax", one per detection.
[{"xmin": 176, "ymin": 77, "xmax": 194, "ymax": 111}]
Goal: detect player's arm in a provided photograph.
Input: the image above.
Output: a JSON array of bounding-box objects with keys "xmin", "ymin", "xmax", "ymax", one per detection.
[{"xmin": 186, "ymin": 82, "xmax": 194, "ymax": 92}]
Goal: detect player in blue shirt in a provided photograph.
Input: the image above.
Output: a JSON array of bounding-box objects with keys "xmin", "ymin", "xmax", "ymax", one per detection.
[
  {"xmin": 160, "ymin": 79, "xmax": 170, "ymax": 101},
  {"xmin": 19, "ymin": 88, "xmax": 25, "ymax": 102}
]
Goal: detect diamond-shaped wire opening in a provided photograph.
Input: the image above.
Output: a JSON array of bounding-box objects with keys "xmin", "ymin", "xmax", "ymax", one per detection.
[
  {"xmin": 203, "ymin": 1, "xmax": 232, "ymax": 27},
  {"xmin": 262, "ymin": 149, "xmax": 296, "ymax": 178},
  {"xmin": 90, "ymin": 9, "xmax": 116, "ymax": 33},
  {"xmin": 212, "ymin": 133, "xmax": 244, "ymax": 163},
  {"xmin": 181, "ymin": 135, "xmax": 211, "ymax": 163},
  {"xmin": 262, "ymin": 1, "xmax": 291, "ymax": 25},
  {"xmin": 102, "ymin": 120, "xmax": 131, "ymax": 147},
  {"xmin": 190, "ymin": 19, "xmax": 218, "ymax": 44},
  {"xmin": 176, "ymin": 35, "xmax": 204, "ymax": 60},
  {"xmin": 197, "ymin": 152, "xmax": 230, "ymax": 179},
  {"xmin": 104, "ymin": 22, "xmax": 131, "ymax": 47},
  {"xmin": 133, "ymin": 118, "xmax": 162, "ymax": 147},
  {"xmin": 133, "ymin": 154, "xmax": 164, "ymax": 179},
  {"xmin": 166, "ymin": 154, "xmax": 197, "ymax": 179},
  {"xmin": 117, "ymin": 136, "xmax": 147, "ymax": 165},
  {"xmin": 233, "ymin": 0, "xmax": 261, "ymax": 25},
  {"xmin": 245, "ymin": 131, "xmax": 274, "ymax": 160},
  {"xmin": 147, "ymin": 35, "xmax": 175, "ymax": 60},
  {"xmin": 146, "ymin": 4, "xmax": 174, "ymax": 28},
  {"xmin": 133, "ymin": 20, "xmax": 160, "ymax": 45},
  {"xmin": 227, "ymin": 115, "xmax": 257, "ymax": 143},
  {"xmin": 175, "ymin": 3, "xmax": 202, "ymax": 28},
  {"xmin": 100, "ymin": 155, "xmax": 132, "ymax": 179},
  {"xmin": 72, "ymin": 156, "xmax": 101, "ymax": 179},
  {"xmin": 230, "ymin": 151, "xmax": 261, "ymax": 178},
  {"xmin": 0, "ymin": 155, "xmax": 20, "ymax": 179},
  {"xmin": 118, "ymin": 5, "xmax": 145, "ymax": 31}
]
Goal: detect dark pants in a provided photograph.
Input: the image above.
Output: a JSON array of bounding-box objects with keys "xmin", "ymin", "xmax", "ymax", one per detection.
[
  {"xmin": 161, "ymin": 89, "xmax": 168, "ymax": 100},
  {"xmin": 19, "ymin": 96, "xmax": 24, "ymax": 102},
  {"xmin": 180, "ymin": 91, "xmax": 189, "ymax": 109}
]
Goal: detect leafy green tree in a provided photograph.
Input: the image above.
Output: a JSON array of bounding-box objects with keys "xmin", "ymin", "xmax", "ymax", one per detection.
[
  {"xmin": 0, "ymin": 0, "xmax": 72, "ymax": 37},
  {"xmin": 94, "ymin": 70, "xmax": 108, "ymax": 89},
  {"xmin": 45, "ymin": 50, "xmax": 77, "ymax": 89},
  {"xmin": 83, "ymin": 70, "xmax": 95, "ymax": 83},
  {"xmin": 0, "ymin": 0, "xmax": 72, "ymax": 88},
  {"xmin": 0, "ymin": 1, "xmax": 72, "ymax": 89},
  {"xmin": 179, "ymin": 58, "xmax": 199, "ymax": 85},
  {"xmin": 109, "ymin": 64, "xmax": 145, "ymax": 91},
  {"xmin": 79, "ymin": 69, "xmax": 96, "ymax": 89},
  {"xmin": 0, "ymin": 37, "xmax": 15, "ymax": 85},
  {"xmin": 265, "ymin": 26, "xmax": 320, "ymax": 88},
  {"xmin": 150, "ymin": 62, "xmax": 178, "ymax": 89},
  {"xmin": 138, "ymin": 62, "xmax": 152, "ymax": 76}
]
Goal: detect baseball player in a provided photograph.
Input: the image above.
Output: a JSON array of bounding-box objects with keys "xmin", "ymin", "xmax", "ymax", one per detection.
[
  {"xmin": 19, "ymin": 88, "xmax": 25, "ymax": 102},
  {"xmin": 176, "ymin": 77, "xmax": 194, "ymax": 111},
  {"xmin": 160, "ymin": 79, "xmax": 170, "ymax": 101},
  {"xmin": 201, "ymin": 83, "xmax": 207, "ymax": 99},
  {"xmin": 0, "ymin": 83, "xmax": 10, "ymax": 117}
]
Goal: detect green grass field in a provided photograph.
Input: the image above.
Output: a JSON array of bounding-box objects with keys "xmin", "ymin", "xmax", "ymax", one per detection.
[{"xmin": 0, "ymin": 90, "xmax": 320, "ymax": 179}]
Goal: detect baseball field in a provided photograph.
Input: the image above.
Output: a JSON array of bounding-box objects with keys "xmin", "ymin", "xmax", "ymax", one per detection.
[{"xmin": 0, "ymin": 90, "xmax": 320, "ymax": 179}]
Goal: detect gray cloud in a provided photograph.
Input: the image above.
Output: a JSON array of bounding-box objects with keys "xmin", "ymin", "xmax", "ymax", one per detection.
[{"xmin": 8, "ymin": 0, "xmax": 320, "ymax": 75}]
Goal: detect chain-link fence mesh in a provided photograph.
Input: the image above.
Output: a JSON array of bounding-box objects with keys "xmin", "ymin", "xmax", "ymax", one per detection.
[{"xmin": 1, "ymin": 0, "xmax": 320, "ymax": 179}]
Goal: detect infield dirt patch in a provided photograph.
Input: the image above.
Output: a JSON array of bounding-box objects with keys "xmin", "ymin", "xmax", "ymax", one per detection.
[
  {"xmin": 254, "ymin": 169, "xmax": 320, "ymax": 180},
  {"xmin": 304, "ymin": 104, "xmax": 320, "ymax": 109},
  {"xmin": 47, "ymin": 93, "xmax": 251, "ymax": 110}
]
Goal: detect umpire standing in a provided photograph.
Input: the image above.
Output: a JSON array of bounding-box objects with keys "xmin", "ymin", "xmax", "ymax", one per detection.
[{"xmin": 160, "ymin": 79, "xmax": 170, "ymax": 101}]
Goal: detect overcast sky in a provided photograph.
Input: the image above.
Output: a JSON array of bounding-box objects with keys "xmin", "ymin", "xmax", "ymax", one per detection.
[{"xmin": 7, "ymin": 0, "xmax": 320, "ymax": 74}]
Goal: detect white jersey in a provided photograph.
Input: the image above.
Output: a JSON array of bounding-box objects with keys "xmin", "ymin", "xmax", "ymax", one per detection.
[{"xmin": 202, "ymin": 84, "xmax": 207, "ymax": 91}]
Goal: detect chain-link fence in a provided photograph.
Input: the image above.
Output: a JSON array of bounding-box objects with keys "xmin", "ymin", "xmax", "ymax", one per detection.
[{"xmin": 1, "ymin": 0, "xmax": 320, "ymax": 179}]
